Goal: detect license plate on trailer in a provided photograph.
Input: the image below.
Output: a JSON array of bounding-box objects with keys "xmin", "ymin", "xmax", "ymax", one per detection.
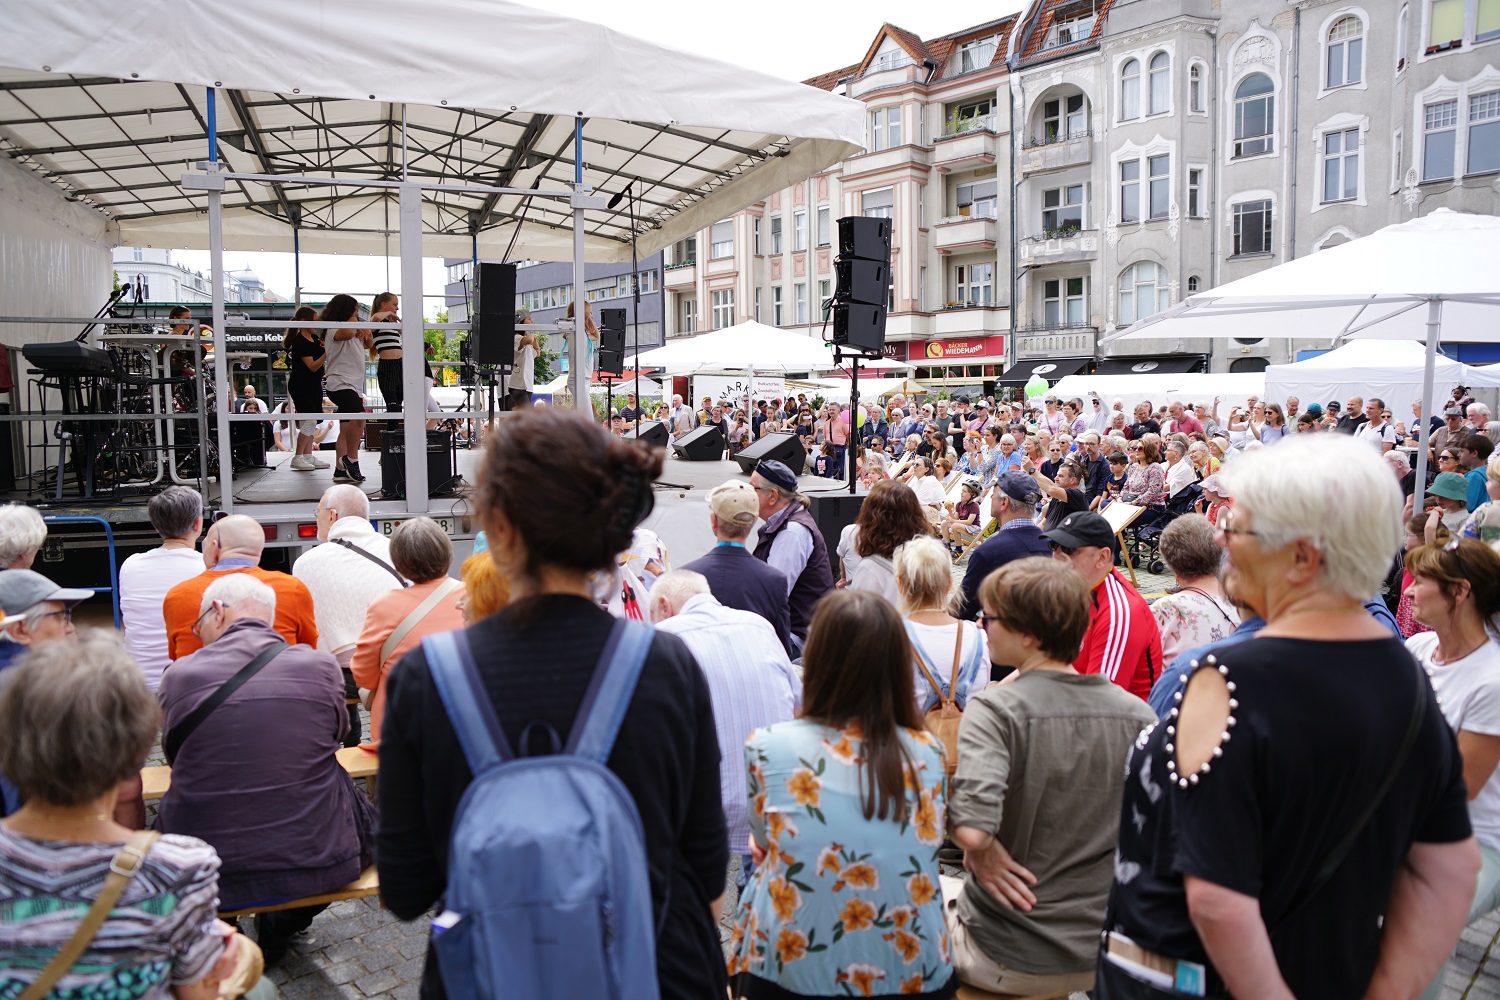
[{"xmin": 377, "ymin": 517, "xmax": 457, "ymax": 536}]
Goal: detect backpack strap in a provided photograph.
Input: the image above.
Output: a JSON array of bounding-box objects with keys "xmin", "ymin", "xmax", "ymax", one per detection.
[
  {"xmin": 566, "ymin": 620, "xmax": 654, "ymax": 764},
  {"xmin": 424, "ymin": 630, "xmax": 515, "ymax": 773},
  {"xmin": 909, "ymin": 630, "xmax": 951, "ymax": 707},
  {"xmin": 944, "ymin": 624, "xmax": 964, "ymax": 710}
]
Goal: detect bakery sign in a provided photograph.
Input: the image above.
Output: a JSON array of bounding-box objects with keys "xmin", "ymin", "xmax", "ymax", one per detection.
[{"xmin": 921, "ymin": 336, "xmax": 1006, "ymax": 360}]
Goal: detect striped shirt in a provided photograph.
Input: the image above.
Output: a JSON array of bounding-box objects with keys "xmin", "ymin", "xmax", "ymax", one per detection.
[
  {"xmin": 654, "ymin": 594, "xmax": 800, "ymax": 854},
  {"xmin": 1073, "ymin": 568, "xmax": 1163, "ymax": 701}
]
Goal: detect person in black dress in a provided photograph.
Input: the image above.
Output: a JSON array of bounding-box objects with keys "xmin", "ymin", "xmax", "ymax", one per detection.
[
  {"xmin": 1097, "ymin": 433, "xmax": 1478, "ymax": 999},
  {"xmin": 282, "ymin": 306, "xmax": 327, "ymax": 471},
  {"xmin": 376, "ymin": 408, "xmax": 729, "ymax": 1000}
]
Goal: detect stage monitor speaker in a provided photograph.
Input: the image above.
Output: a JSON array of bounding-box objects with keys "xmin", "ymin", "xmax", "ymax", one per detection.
[
  {"xmin": 626, "ymin": 419, "xmax": 670, "ymax": 449},
  {"xmin": 835, "ymin": 258, "xmax": 889, "ymax": 307},
  {"xmin": 806, "ymin": 491, "xmax": 867, "ymax": 578},
  {"xmin": 472, "ymin": 262, "xmax": 516, "ymax": 367},
  {"xmin": 734, "ymin": 431, "xmax": 805, "ymax": 476},
  {"xmin": 837, "ymin": 216, "xmax": 892, "ymax": 262},
  {"xmin": 672, "ymin": 424, "xmax": 725, "ymax": 461},
  {"xmin": 832, "ymin": 302, "xmax": 888, "ymax": 354},
  {"xmin": 380, "ymin": 429, "xmax": 457, "ymax": 498}
]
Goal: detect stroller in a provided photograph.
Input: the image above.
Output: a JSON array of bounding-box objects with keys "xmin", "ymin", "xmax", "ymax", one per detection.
[{"xmin": 1127, "ymin": 480, "xmax": 1204, "ymax": 574}]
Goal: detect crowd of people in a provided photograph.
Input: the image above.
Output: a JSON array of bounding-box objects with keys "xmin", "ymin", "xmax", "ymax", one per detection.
[{"xmin": 0, "ymin": 378, "xmax": 1498, "ymax": 998}]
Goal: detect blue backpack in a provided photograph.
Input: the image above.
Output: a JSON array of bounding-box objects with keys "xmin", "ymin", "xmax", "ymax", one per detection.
[{"xmin": 421, "ymin": 620, "xmax": 661, "ymax": 999}]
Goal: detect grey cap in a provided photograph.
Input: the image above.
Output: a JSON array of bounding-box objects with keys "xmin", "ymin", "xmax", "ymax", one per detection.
[{"xmin": 0, "ymin": 569, "xmax": 92, "ymax": 627}]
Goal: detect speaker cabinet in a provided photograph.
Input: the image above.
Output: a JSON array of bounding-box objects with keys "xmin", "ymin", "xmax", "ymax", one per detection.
[
  {"xmin": 734, "ymin": 431, "xmax": 805, "ymax": 476},
  {"xmin": 598, "ymin": 308, "xmax": 626, "ymax": 376},
  {"xmin": 473, "ymin": 262, "xmax": 516, "ymax": 367},
  {"xmin": 626, "ymin": 419, "xmax": 670, "ymax": 449},
  {"xmin": 672, "ymin": 424, "xmax": 725, "ymax": 461},
  {"xmin": 806, "ymin": 491, "xmax": 868, "ymax": 578},
  {"xmin": 380, "ymin": 429, "xmax": 457, "ymax": 498},
  {"xmin": 832, "ymin": 302, "xmax": 888, "ymax": 354},
  {"xmin": 835, "ymin": 258, "xmax": 889, "ymax": 307},
  {"xmin": 837, "ymin": 217, "xmax": 892, "ymax": 261}
]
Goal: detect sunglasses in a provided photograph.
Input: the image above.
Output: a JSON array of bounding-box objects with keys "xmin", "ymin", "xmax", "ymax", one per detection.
[
  {"xmin": 1440, "ymin": 453, "xmax": 1457, "ymax": 461},
  {"xmin": 976, "ymin": 612, "xmax": 999, "ymax": 632},
  {"xmin": 1048, "ymin": 540, "xmax": 1079, "ymax": 556}
]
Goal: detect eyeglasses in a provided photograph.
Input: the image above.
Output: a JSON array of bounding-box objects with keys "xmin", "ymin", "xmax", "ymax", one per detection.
[
  {"xmin": 190, "ymin": 600, "xmax": 233, "ymax": 639},
  {"xmin": 1216, "ymin": 515, "xmax": 1263, "ymax": 541},
  {"xmin": 976, "ymin": 612, "xmax": 999, "ymax": 632},
  {"xmin": 1048, "ymin": 540, "xmax": 1079, "ymax": 556},
  {"xmin": 31, "ymin": 608, "xmax": 72, "ymax": 626}
]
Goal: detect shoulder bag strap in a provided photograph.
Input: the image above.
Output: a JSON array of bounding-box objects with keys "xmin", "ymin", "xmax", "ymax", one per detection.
[
  {"xmin": 164, "ymin": 642, "xmax": 286, "ymax": 764},
  {"xmin": 1268, "ymin": 656, "xmax": 1428, "ymax": 938},
  {"xmin": 567, "ymin": 620, "xmax": 654, "ymax": 764},
  {"xmin": 18, "ymin": 830, "xmax": 161, "ymax": 1000},
  {"xmin": 944, "ymin": 623, "xmax": 964, "ymax": 710},
  {"xmin": 331, "ymin": 538, "xmax": 406, "ymax": 586},
  {"xmin": 424, "ymin": 630, "xmax": 513, "ymax": 774},
  {"xmin": 908, "ymin": 627, "xmax": 949, "ymax": 705},
  {"xmin": 380, "ymin": 577, "xmax": 461, "ymax": 670}
]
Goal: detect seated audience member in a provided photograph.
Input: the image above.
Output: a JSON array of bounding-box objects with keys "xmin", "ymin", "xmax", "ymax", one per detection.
[
  {"xmin": 727, "ymin": 591, "xmax": 954, "ymax": 996},
  {"xmin": 457, "ymin": 551, "xmax": 510, "ymax": 625},
  {"xmin": 649, "ymin": 570, "xmax": 799, "ymax": 879},
  {"xmin": 120, "ymin": 486, "xmax": 206, "ymax": 690},
  {"xmin": 1044, "ymin": 512, "xmax": 1163, "ymax": 699},
  {"xmin": 896, "ymin": 536, "xmax": 988, "ymax": 713},
  {"xmin": 1028, "ymin": 455, "xmax": 1089, "ymax": 532},
  {"xmin": 0, "ymin": 504, "xmax": 46, "ymax": 570},
  {"xmin": 1146, "ymin": 567, "xmax": 1264, "ymax": 719},
  {"xmin": 680, "ymin": 481, "xmax": 793, "ymax": 657},
  {"xmin": 849, "ymin": 479, "xmax": 933, "ymax": 604},
  {"xmin": 958, "ymin": 473, "xmax": 1050, "ymax": 621},
  {"xmin": 1430, "ymin": 471, "xmax": 1476, "ymax": 534},
  {"xmin": 1150, "ymin": 515, "xmax": 1241, "ymax": 663},
  {"xmin": 350, "ymin": 517, "xmax": 465, "ymax": 752},
  {"xmin": 1462, "ymin": 434, "xmax": 1497, "ymax": 511},
  {"xmin": 939, "ymin": 479, "xmax": 984, "ymax": 552},
  {"xmin": 157, "ymin": 574, "xmax": 375, "ymax": 964},
  {"xmin": 378, "ymin": 407, "xmax": 728, "ymax": 998},
  {"xmin": 0, "ymin": 633, "xmax": 272, "ymax": 999},
  {"xmin": 163, "ymin": 514, "xmax": 318, "ymax": 660},
  {"xmin": 1398, "ymin": 513, "xmax": 1447, "ymax": 638},
  {"xmin": 908, "ymin": 456, "xmax": 949, "ymax": 522},
  {"xmin": 948, "ymin": 558, "xmax": 1156, "ymax": 996},
  {"xmin": 1120, "ymin": 438, "xmax": 1166, "ymax": 508}
]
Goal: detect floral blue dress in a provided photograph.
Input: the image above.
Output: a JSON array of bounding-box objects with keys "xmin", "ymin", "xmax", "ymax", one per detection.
[{"xmin": 729, "ymin": 719, "xmax": 954, "ymax": 997}]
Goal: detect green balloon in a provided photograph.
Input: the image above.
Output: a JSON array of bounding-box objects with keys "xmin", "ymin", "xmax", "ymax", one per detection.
[{"xmin": 1024, "ymin": 374, "xmax": 1049, "ymax": 398}]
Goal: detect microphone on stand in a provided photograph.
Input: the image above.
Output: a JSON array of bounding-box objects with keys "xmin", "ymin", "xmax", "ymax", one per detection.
[{"xmin": 607, "ymin": 183, "xmax": 633, "ymax": 210}]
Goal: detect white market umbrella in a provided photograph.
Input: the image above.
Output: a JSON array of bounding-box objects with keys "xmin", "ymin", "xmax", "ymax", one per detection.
[{"xmin": 1107, "ymin": 209, "xmax": 1500, "ymax": 504}]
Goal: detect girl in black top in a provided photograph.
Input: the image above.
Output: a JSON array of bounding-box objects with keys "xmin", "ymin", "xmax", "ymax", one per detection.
[
  {"xmin": 282, "ymin": 305, "xmax": 326, "ymax": 470},
  {"xmin": 377, "ymin": 409, "xmax": 728, "ymax": 1000}
]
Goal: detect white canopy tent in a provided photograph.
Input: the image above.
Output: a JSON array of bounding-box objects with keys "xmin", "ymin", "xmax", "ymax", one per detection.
[
  {"xmin": 1264, "ymin": 340, "xmax": 1500, "ymax": 426},
  {"xmin": 1107, "ymin": 209, "xmax": 1500, "ymax": 504},
  {"xmin": 632, "ymin": 322, "xmax": 912, "ymax": 374},
  {"xmin": 814, "ymin": 376, "xmax": 928, "ymax": 404},
  {"xmin": 1049, "ymin": 371, "xmax": 1265, "ymax": 418}
]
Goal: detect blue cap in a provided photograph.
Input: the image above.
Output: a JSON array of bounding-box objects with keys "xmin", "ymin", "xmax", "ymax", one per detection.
[{"xmin": 754, "ymin": 459, "xmax": 799, "ymax": 492}]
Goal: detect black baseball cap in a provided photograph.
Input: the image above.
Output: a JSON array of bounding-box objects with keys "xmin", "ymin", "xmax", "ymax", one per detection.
[
  {"xmin": 1042, "ymin": 511, "xmax": 1115, "ymax": 550},
  {"xmin": 994, "ymin": 471, "xmax": 1041, "ymax": 505},
  {"xmin": 754, "ymin": 459, "xmax": 798, "ymax": 492},
  {"xmin": 1326, "ymin": 400, "xmax": 1342, "ymax": 412}
]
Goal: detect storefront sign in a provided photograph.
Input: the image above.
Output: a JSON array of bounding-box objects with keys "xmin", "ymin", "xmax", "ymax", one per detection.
[{"xmin": 920, "ymin": 336, "xmax": 1006, "ymax": 360}]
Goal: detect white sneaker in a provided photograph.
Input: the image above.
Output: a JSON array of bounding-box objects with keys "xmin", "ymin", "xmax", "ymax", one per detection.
[
  {"xmin": 307, "ymin": 455, "xmax": 330, "ymax": 469},
  {"xmin": 289, "ymin": 455, "xmax": 315, "ymax": 471}
]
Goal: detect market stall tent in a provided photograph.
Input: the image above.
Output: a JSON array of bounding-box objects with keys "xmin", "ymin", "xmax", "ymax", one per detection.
[{"xmin": 1048, "ymin": 371, "xmax": 1265, "ymax": 417}]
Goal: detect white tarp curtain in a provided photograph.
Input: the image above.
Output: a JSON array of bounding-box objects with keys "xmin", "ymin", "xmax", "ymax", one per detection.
[
  {"xmin": 0, "ymin": 0, "xmax": 865, "ymax": 261},
  {"xmin": 815, "ymin": 377, "xmax": 928, "ymax": 404},
  {"xmin": 1049, "ymin": 371, "xmax": 1265, "ymax": 417},
  {"xmin": 633, "ymin": 323, "xmax": 912, "ymax": 374},
  {"xmin": 1263, "ymin": 340, "xmax": 1500, "ymax": 425}
]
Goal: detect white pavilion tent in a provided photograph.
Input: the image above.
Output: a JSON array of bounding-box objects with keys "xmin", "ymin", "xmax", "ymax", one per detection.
[
  {"xmin": 632, "ymin": 322, "xmax": 912, "ymax": 374},
  {"xmin": 1264, "ymin": 340, "xmax": 1500, "ymax": 424}
]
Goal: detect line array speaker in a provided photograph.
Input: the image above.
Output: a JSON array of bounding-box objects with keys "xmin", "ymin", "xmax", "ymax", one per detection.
[
  {"xmin": 472, "ymin": 262, "xmax": 516, "ymax": 367},
  {"xmin": 837, "ymin": 217, "xmax": 892, "ymax": 262},
  {"xmin": 598, "ymin": 307, "xmax": 626, "ymax": 376}
]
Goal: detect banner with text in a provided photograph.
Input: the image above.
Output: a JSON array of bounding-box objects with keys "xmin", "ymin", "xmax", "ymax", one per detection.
[{"xmin": 693, "ymin": 374, "xmax": 786, "ymax": 406}]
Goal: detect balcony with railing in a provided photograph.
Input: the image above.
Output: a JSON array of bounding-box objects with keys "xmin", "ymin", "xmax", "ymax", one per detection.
[
  {"xmin": 1018, "ymin": 228, "xmax": 1099, "ymax": 266},
  {"xmin": 1018, "ymin": 131, "xmax": 1093, "ymax": 176},
  {"xmin": 662, "ymin": 259, "xmax": 696, "ymax": 288},
  {"xmin": 934, "ymin": 214, "xmax": 998, "ymax": 255},
  {"xmin": 934, "ymin": 115, "xmax": 1002, "ymax": 172},
  {"xmin": 849, "ymin": 56, "xmax": 924, "ymax": 98},
  {"xmin": 1014, "ymin": 324, "xmax": 1098, "ymax": 360},
  {"xmin": 935, "ymin": 302, "xmax": 1008, "ymax": 337}
]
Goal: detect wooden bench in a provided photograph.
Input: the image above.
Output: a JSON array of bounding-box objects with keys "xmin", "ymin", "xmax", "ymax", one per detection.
[
  {"xmin": 219, "ymin": 864, "xmax": 380, "ymax": 918},
  {"xmin": 142, "ymin": 746, "xmax": 379, "ymax": 802}
]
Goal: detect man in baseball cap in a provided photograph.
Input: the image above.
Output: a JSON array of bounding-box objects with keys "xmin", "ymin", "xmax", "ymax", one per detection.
[
  {"xmin": 678, "ymin": 481, "xmax": 795, "ymax": 656},
  {"xmin": 749, "ymin": 460, "xmax": 833, "ymax": 651},
  {"xmin": 0, "ymin": 569, "xmax": 91, "ymax": 673},
  {"xmin": 957, "ymin": 472, "xmax": 1051, "ymax": 622},
  {"xmin": 1043, "ymin": 512, "xmax": 1162, "ymax": 699}
]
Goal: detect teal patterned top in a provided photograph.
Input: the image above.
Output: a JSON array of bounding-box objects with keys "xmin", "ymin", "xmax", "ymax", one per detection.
[{"xmin": 728, "ymin": 718, "xmax": 954, "ymax": 996}]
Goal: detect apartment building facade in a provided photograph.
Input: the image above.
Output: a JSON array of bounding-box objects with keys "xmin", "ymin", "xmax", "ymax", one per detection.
[{"xmin": 1008, "ymin": 0, "xmax": 1500, "ymax": 374}]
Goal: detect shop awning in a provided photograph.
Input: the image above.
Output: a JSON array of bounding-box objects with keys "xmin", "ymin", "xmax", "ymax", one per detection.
[
  {"xmin": 1092, "ymin": 354, "xmax": 1207, "ymax": 376},
  {"xmin": 997, "ymin": 356, "xmax": 1092, "ymax": 384}
]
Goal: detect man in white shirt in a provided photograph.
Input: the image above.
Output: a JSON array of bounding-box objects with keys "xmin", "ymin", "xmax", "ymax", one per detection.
[
  {"xmin": 649, "ymin": 569, "xmax": 799, "ymax": 877},
  {"xmin": 1355, "ymin": 397, "xmax": 1397, "ymax": 453},
  {"xmin": 1164, "ymin": 440, "xmax": 1198, "ymax": 497},
  {"xmin": 119, "ymin": 486, "xmax": 206, "ymax": 690},
  {"xmin": 510, "ymin": 308, "xmax": 538, "ymax": 410},
  {"xmin": 669, "ymin": 394, "xmax": 696, "ymax": 438}
]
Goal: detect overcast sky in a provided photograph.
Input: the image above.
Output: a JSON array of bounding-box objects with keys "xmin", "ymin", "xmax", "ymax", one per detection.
[{"xmin": 173, "ymin": 0, "xmax": 1027, "ymax": 316}]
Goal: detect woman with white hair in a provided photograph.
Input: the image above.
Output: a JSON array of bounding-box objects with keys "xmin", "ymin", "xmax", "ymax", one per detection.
[
  {"xmin": 0, "ymin": 505, "xmax": 46, "ymax": 570},
  {"xmin": 894, "ymin": 536, "xmax": 988, "ymax": 715},
  {"xmin": 1098, "ymin": 434, "xmax": 1479, "ymax": 999}
]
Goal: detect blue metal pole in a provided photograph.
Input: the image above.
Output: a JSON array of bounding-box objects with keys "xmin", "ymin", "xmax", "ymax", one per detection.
[{"xmin": 206, "ymin": 88, "xmax": 217, "ymax": 162}]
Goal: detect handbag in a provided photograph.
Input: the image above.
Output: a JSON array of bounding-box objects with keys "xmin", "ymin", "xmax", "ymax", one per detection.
[
  {"xmin": 379, "ymin": 577, "xmax": 462, "ymax": 671},
  {"xmin": 912, "ymin": 623, "xmax": 966, "ymax": 776},
  {"xmin": 19, "ymin": 831, "xmax": 161, "ymax": 1000},
  {"xmin": 332, "ymin": 538, "xmax": 406, "ymax": 586}
]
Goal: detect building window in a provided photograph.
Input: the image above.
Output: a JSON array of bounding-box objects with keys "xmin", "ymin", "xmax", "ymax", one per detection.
[
  {"xmin": 1187, "ymin": 275, "xmax": 1200, "ymax": 292},
  {"xmin": 862, "ymin": 187, "xmax": 895, "ymax": 220},
  {"xmin": 773, "ymin": 286, "xmax": 784, "ymax": 326},
  {"xmin": 1120, "ymin": 159, "xmax": 1141, "ymax": 224},
  {"xmin": 919, "ymin": 266, "xmax": 927, "ymax": 311},
  {"xmin": 1148, "ymin": 154, "xmax": 1170, "ymax": 219},
  {"xmin": 680, "ymin": 296, "xmax": 697, "ymax": 333},
  {"xmin": 794, "ymin": 283, "xmax": 808, "ymax": 324},
  {"xmin": 1327, "ymin": 17, "xmax": 1364, "ymax": 88},
  {"xmin": 752, "ymin": 218, "xmax": 761, "ymax": 255},
  {"xmin": 1045, "ymin": 9, "xmax": 1095, "ymax": 49},
  {"xmin": 816, "ymin": 206, "xmax": 830, "ymax": 247},
  {"xmin": 1041, "ymin": 94, "xmax": 1088, "ymax": 142},
  {"xmin": 1398, "ymin": 5, "xmax": 1410, "ymax": 68},
  {"xmin": 888, "ymin": 276, "xmax": 896, "ymax": 312},
  {"xmin": 132, "ymin": 247, "xmax": 143, "ymax": 261},
  {"xmin": 1470, "ymin": 91, "xmax": 1500, "ymax": 174},
  {"xmin": 1190, "ymin": 64, "xmax": 1204, "ymax": 112},
  {"xmin": 1121, "ymin": 58, "xmax": 1141, "ymax": 120},
  {"xmin": 818, "ymin": 280, "xmax": 831, "ymax": 315},
  {"xmin": 1188, "ymin": 168, "xmax": 1204, "ymax": 217},
  {"xmin": 672, "ymin": 236, "xmax": 696, "ymax": 266},
  {"xmin": 1428, "ymin": 0, "xmax": 1466, "ymax": 47},
  {"xmin": 1482, "ymin": 0, "xmax": 1500, "ymax": 41},
  {"xmin": 957, "ymin": 179, "xmax": 998, "ymax": 218},
  {"xmin": 710, "ymin": 220, "xmax": 734, "ymax": 259},
  {"xmin": 710, "ymin": 289, "xmax": 734, "ymax": 329},
  {"xmin": 1043, "ymin": 276, "xmax": 1086, "ymax": 327},
  {"xmin": 955, "ymin": 262, "xmax": 994, "ymax": 306},
  {"xmin": 1148, "ymin": 53, "xmax": 1171, "ymax": 115},
  {"xmin": 870, "ymin": 106, "xmax": 902, "ymax": 151},
  {"xmin": 1393, "ymin": 128, "xmax": 1405, "ymax": 189},
  {"xmin": 771, "ymin": 216, "xmax": 783, "ymax": 254},
  {"xmin": 956, "ymin": 35, "xmax": 999, "ymax": 73},
  {"xmin": 135, "ymin": 274, "xmax": 149, "ymax": 298},
  {"xmin": 754, "ymin": 288, "xmax": 762, "ymax": 323},
  {"xmin": 1042, "ymin": 184, "xmax": 1084, "ymax": 233},
  {"xmin": 1232, "ymin": 200, "xmax": 1273, "ymax": 255},
  {"xmin": 1118, "ymin": 262, "xmax": 1169, "ymax": 325},
  {"xmin": 1234, "ymin": 74, "xmax": 1275, "ymax": 157},
  {"xmin": 1322, "ymin": 128, "xmax": 1360, "ymax": 201},
  {"xmin": 793, "ymin": 210, "xmax": 807, "ymax": 251},
  {"xmin": 1424, "ymin": 99, "xmax": 1459, "ymax": 179}
]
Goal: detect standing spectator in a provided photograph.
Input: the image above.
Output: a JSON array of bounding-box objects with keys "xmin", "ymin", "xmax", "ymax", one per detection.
[
  {"xmin": 349, "ymin": 517, "xmax": 465, "ymax": 752},
  {"xmin": 750, "ymin": 459, "xmax": 835, "ymax": 653},
  {"xmin": 848, "ymin": 480, "xmax": 933, "ymax": 605},
  {"xmin": 726, "ymin": 591, "xmax": 954, "ymax": 998},
  {"xmin": 1258, "ymin": 402, "xmax": 1290, "ymax": 444},
  {"xmin": 510, "ymin": 307, "xmax": 538, "ymax": 410},
  {"xmin": 320, "ymin": 294, "xmax": 372, "ymax": 484},
  {"xmin": 1461, "ymin": 434, "xmax": 1497, "ymax": 511},
  {"xmin": 1044, "ymin": 512, "xmax": 1163, "ymax": 700},
  {"xmin": 1099, "ymin": 434, "xmax": 1477, "ymax": 999},
  {"xmin": 1075, "ymin": 432, "xmax": 1110, "ymax": 503},
  {"xmin": 0, "ymin": 504, "xmax": 46, "ymax": 570},
  {"xmin": 119, "ymin": 486, "xmax": 205, "ymax": 690},
  {"xmin": 1164, "ymin": 401, "xmax": 1203, "ymax": 437},
  {"xmin": 679, "ymin": 481, "xmax": 793, "ymax": 656},
  {"xmin": 948, "ymin": 558, "xmax": 1155, "ymax": 996},
  {"xmin": 282, "ymin": 305, "xmax": 328, "ymax": 469},
  {"xmin": 670, "ymin": 393, "xmax": 696, "ymax": 438},
  {"xmin": 649, "ymin": 570, "xmax": 799, "ymax": 879},
  {"xmin": 378, "ymin": 407, "xmax": 728, "ymax": 1000},
  {"xmin": 162, "ymin": 515, "xmax": 318, "ymax": 661},
  {"xmin": 828, "ymin": 402, "xmax": 850, "ymax": 471},
  {"xmin": 1150, "ymin": 515, "xmax": 1240, "ymax": 662},
  {"xmin": 158, "ymin": 575, "xmax": 375, "ymax": 964},
  {"xmin": 958, "ymin": 473, "xmax": 1050, "ymax": 621},
  {"xmin": 1336, "ymin": 394, "xmax": 1368, "ymax": 435},
  {"xmin": 1086, "ymin": 392, "xmax": 1112, "ymax": 434},
  {"xmin": 896, "ymin": 536, "xmax": 988, "ymax": 714},
  {"xmin": 1039, "ymin": 396, "xmax": 1067, "ymax": 435},
  {"xmin": 1356, "ymin": 397, "xmax": 1397, "ymax": 453}
]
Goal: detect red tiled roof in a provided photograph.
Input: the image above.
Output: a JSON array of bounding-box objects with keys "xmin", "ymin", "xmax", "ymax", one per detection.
[
  {"xmin": 1020, "ymin": 0, "xmax": 1114, "ymax": 63},
  {"xmin": 800, "ymin": 16, "xmax": 1019, "ymax": 92},
  {"xmin": 802, "ymin": 63, "xmax": 859, "ymax": 92}
]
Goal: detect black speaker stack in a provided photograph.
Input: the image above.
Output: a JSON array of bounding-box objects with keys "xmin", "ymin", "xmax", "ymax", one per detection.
[
  {"xmin": 672, "ymin": 424, "xmax": 725, "ymax": 461},
  {"xmin": 473, "ymin": 262, "xmax": 517, "ymax": 367},
  {"xmin": 379, "ymin": 429, "xmax": 461, "ymax": 499},
  {"xmin": 831, "ymin": 217, "xmax": 891, "ymax": 355},
  {"xmin": 733, "ymin": 431, "xmax": 805, "ymax": 476},
  {"xmin": 598, "ymin": 308, "xmax": 626, "ymax": 376}
]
